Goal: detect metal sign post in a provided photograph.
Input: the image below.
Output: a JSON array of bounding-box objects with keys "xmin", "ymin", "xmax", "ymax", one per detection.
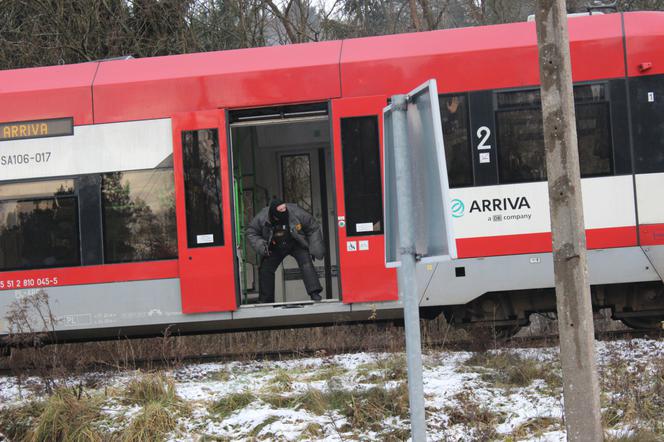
[
  {"xmin": 384, "ymin": 79, "xmax": 452, "ymax": 441},
  {"xmin": 390, "ymin": 94, "xmax": 427, "ymax": 442}
]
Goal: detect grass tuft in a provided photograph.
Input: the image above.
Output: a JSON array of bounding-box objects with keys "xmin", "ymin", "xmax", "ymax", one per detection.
[
  {"xmin": 444, "ymin": 389, "xmax": 503, "ymax": 440},
  {"xmin": 464, "ymin": 351, "xmax": 560, "ymax": 389},
  {"xmin": 306, "ymin": 363, "xmax": 346, "ymax": 382},
  {"xmin": 357, "ymin": 355, "xmax": 407, "ymax": 382},
  {"xmin": 122, "ymin": 401, "xmax": 177, "ymax": 442},
  {"xmin": 29, "ymin": 388, "xmax": 104, "ymax": 442},
  {"xmin": 248, "ymin": 415, "xmax": 279, "ymax": 438},
  {"xmin": 301, "ymin": 422, "xmax": 324, "ymax": 439},
  {"xmin": 263, "ymin": 383, "xmax": 408, "ymax": 432},
  {"xmin": 605, "ymin": 429, "xmax": 663, "ymax": 442},
  {"xmin": 0, "ymin": 401, "xmax": 44, "ymax": 441},
  {"xmin": 123, "ymin": 372, "xmax": 180, "ymax": 407},
  {"xmin": 509, "ymin": 416, "xmax": 561, "ymax": 439},
  {"xmin": 209, "ymin": 391, "xmax": 257, "ymax": 418},
  {"xmin": 270, "ymin": 368, "xmax": 294, "ymax": 391},
  {"xmin": 600, "ymin": 351, "xmax": 664, "ymax": 433}
]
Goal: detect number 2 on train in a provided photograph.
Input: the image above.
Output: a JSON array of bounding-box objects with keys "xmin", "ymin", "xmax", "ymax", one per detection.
[{"xmin": 476, "ymin": 126, "xmax": 491, "ymax": 150}]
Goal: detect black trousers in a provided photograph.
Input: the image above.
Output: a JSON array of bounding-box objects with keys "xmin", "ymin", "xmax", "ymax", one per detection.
[{"xmin": 258, "ymin": 244, "xmax": 323, "ymax": 303}]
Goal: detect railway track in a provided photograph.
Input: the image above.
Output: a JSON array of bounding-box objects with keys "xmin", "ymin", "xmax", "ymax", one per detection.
[{"xmin": 0, "ymin": 328, "xmax": 661, "ymax": 376}]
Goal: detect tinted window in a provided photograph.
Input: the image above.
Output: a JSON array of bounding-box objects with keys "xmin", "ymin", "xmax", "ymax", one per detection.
[
  {"xmin": 0, "ymin": 181, "xmax": 79, "ymax": 271},
  {"xmin": 497, "ymin": 108, "xmax": 546, "ymax": 183},
  {"xmin": 102, "ymin": 169, "xmax": 177, "ymax": 263},
  {"xmin": 496, "ymin": 84, "xmax": 613, "ymax": 184},
  {"xmin": 631, "ymin": 74, "xmax": 664, "ymax": 173},
  {"xmin": 340, "ymin": 116, "xmax": 383, "ymax": 236},
  {"xmin": 576, "ymin": 101, "xmax": 612, "ymax": 177},
  {"xmin": 439, "ymin": 94, "xmax": 473, "ymax": 187},
  {"xmin": 182, "ymin": 129, "xmax": 224, "ymax": 247},
  {"xmin": 281, "ymin": 154, "xmax": 313, "ymax": 213}
]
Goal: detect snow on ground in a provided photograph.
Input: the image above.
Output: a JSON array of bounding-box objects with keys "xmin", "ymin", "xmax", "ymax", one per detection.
[{"xmin": 1, "ymin": 338, "xmax": 663, "ymax": 441}]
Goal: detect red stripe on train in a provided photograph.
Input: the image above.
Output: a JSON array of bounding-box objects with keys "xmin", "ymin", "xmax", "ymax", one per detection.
[
  {"xmin": 639, "ymin": 224, "xmax": 664, "ymax": 245},
  {"xmin": 456, "ymin": 226, "xmax": 638, "ymax": 258},
  {"xmin": 0, "ymin": 260, "xmax": 179, "ymax": 291}
]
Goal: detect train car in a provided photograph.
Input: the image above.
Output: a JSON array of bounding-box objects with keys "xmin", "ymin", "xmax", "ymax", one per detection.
[{"xmin": 1, "ymin": 11, "xmax": 664, "ymax": 345}]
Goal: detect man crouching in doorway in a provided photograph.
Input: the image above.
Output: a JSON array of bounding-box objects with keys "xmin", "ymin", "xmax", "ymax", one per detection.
[{"xmin": 246, "ymin": 198, "xmax": 325, "ymax": 303}]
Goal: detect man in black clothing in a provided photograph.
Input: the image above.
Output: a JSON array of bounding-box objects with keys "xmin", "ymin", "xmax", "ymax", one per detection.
[{"xmin": 246, "ymin": 199, "xmax": 324, "ymax": 303}]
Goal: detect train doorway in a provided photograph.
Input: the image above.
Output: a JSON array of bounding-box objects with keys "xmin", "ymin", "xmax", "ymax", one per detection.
[{"xmin": 229, "ymin": 103, "xmax": 339, "ymax": 305}]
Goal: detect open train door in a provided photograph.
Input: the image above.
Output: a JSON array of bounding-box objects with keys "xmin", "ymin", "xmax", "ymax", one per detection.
[
  {"xmin": 331, "ymin": 96, "xmax": 398, "ymax": 303},
  {"xmin": 172, "ymin": 110, "xmax": 238, "ymax": 313}
]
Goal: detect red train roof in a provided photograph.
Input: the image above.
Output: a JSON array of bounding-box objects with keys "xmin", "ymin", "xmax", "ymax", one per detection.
[
  {"xmin": 624, "ymin": 12, "xmax": 664, "ymax": 77},
  {"xmin": 92, "ymin": 41, "xmax": 343, "ymax": 123},
  {"xmin": 340, "ymin": 12, "xmax": 626, "ymax": 96},
  {"xmin": 0, "ymin": 12, "xmax": 662, "ymax": 125},
  {"xmin": 0, "ymin": 63, "xmax": 97, "ymax": 125}
]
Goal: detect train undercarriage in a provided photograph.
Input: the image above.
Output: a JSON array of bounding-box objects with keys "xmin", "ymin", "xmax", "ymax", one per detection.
[{"xmin": 442, "ymin": 281, "xmax": 664, "ymax": 333}]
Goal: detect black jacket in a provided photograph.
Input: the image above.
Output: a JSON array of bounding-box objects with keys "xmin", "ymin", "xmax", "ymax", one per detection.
[{"xmin": 245, "ymin": 203, "xmax": 325, "ymax": 260}]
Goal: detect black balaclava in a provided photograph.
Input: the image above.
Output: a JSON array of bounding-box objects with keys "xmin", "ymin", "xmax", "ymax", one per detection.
[{"xmin": 268, "ymin": 198, "xmax": 289, "ymax": 224}]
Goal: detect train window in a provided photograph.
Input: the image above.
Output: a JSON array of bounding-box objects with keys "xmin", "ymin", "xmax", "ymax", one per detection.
[
  {"xmin": 182, "ymin": 129, "xmax": 224, "ymax": 247},
  {"xmin": 0, "ymin": 179, "xmax": 74, "ymax": 199},
  {"xmin": 281, "ymin": 154, "xmax": 313, "ymax": 213},
  {"xmin": 340, "ymin": 116, "xmax": 384, "ymax": 236},
  {"xmin": 101, "ymin": 169, "xmax": 177, "ymax": 263},
  {"xmin": 496, "ymin": 107, "xmax": 546, "ymax": 184},
  {"xmin": 439, "ymin": 94, "xmax": 473, "ymax": 188},
  {"xmin": 0, "ymin": 181, "xmax": 79, "ymax": 271},
  {"xmin": 575, "ymin": 100, "xmax": 612, "ymax": 177},
  {"xmin": 496, "ymin": 84, "xmax": 613, "ymax": 184},
  {"xmin": 631, "ymin": 74, "xmax": 664, "ymax": 173}
]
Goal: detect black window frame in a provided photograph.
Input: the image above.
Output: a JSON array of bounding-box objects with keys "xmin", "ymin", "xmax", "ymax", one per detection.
[
  {"xmin": 100, "ymin": 165, "xmax": 178, "ymax": 264},
  {"xmin": 340, "ymin": 115, "xmax": 385, "ymax": 237},
  {"xmin": 181, "ymin": 128, "xmax": 225, "ymax": 248},
  {"xmin": 438, "ymin": 92, "xmax": 474, "ymax": 188},
  {"xmin": 0, "ymin": 180, "xmax": 81, "ymax": 272},
  {"xmin": 494, "ymin": 81, "xmax": 615, "ymax": 185},
  {"xmin": 630, "ymin": 73, "xmax": 664, "ymax": 174}
]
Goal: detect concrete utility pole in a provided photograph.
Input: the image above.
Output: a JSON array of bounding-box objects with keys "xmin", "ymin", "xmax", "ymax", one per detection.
[{"xmin": 534, "ymin": 1, "xmax": 603, "ymax": 441}]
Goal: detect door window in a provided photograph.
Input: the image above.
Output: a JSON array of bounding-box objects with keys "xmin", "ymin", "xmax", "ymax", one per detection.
[
  {"xmin": 281, "ymin": 154, "xmax": 313, "ymax": 213},
  {"xmin": 182, "ymin": 129, "xmax": 224, "ymax": 248},
  {"xmin": 340, "ymin": 116, "xmax": 384, "ymax": 236}
]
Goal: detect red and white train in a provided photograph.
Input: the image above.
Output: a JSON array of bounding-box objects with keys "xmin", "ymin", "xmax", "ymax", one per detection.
[{"xmin": 1, "ymin": 11, "xmax": 664, "ymax": 344}]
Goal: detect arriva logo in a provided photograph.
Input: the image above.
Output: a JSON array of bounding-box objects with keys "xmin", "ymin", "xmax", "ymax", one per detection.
[{"xmin": 451, "ymin": 199, "xmax": 465, "ymax": 218}]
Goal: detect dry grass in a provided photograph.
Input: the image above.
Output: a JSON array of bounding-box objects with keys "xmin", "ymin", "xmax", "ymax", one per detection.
[
  {"xmin": 357, "ymin": 354, "xmax": 407, "ymax": 382},
  {"xmin": 122, "ymin": 401, "xmax": 178, "ymax": 442},
  {"xmin": 508, "ymin": 416, "xmax": 562, "ymax": 439},
  {"xmin": 247, "ymin": 415, "xmax": 280, "ymax": 438},
  {"xmin": 443, "ymin": 389, "xmax": 504, "ymax": 440},
  {"xmin": 123, "ymin": 372, "xmax": 179, "ymax": 407},
  {"xmin": 209, "ymin": 391, "xmax": 257, "ymax": 418},
  {"xmin": 28, "ymin": 388, "xmax": 104, "ymax": 442},
  {"xmin": 120, "ymin": 372, "xmax": 189, "ymax": 441},
  {"xmin": 600, "ymin": 347, "xmax": 664, "ymax": 434},
  {"xmin": 262, "ymin": 382, "xmax": 409, "ymax": 433},
  {"xmin": 0, "ymin": 316, "xmax": 461, "ymax": 374},
  {"xmin": 464, "ymin": 351, "xmax": 561, "ymax": 389},
  {"xmin": 606, "ymin": 429, "xmax": 664, "ymax": 441},
  {"xmin": 305, "ymin": 363, "xmax": 346, "ymax": 381},
  {"xmin": 270, "ymin": 368, "xmax": 294, "ymax": 391},
  {"xmin": 0, "ymin": 401, "xmax": 44, "ymax": 441}
]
